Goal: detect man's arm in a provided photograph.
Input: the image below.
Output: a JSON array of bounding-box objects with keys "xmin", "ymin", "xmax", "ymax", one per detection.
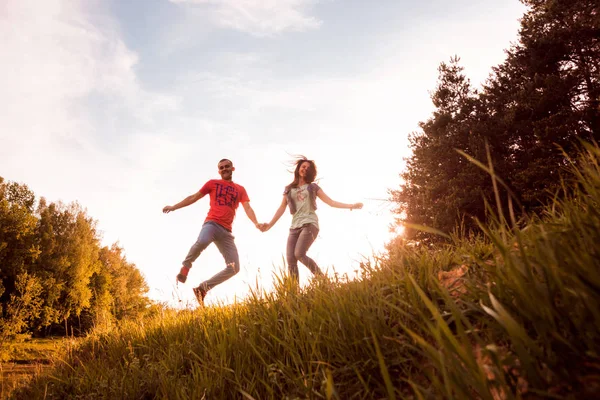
[
  {"xmin": 242, "ymin": 201, "xmax": 261, "ymax": 229},
  {"xmin": 163, "ymin": 191, "xmax": 205, "ymax": 213}
]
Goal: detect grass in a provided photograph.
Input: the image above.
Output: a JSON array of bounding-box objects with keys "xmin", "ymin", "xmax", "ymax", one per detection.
[
  {"xmin": 0, "ymin": 335, "xmax": 63, "ymax": 363},
  {"xmin": 6, "ymin": 145, "xmax": 600, "ymax": 399},
  {"xmin": 0, "ymin": 336, "xmax": 67, "ymax": 399}
]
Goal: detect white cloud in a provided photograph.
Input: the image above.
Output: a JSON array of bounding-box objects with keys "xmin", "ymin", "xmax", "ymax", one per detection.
[
  {"xmin": 168, "ymin": 0, "xmax": 322, "ymax": 36},
  {"xmin": 0, "ymin": 0, "xmax": 179, "ymax": 183},
  {"xmin": 0, "ymin": 0, "xmax": 183, "ymax": 258}
]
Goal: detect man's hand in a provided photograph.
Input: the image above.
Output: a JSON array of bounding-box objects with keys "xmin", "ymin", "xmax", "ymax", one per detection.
[
  {"xmin": 163, "ymin": 205, "xmax": 175, "ymax": 214},
  {"xmin": 256, "ymin": 223, "xmax": 270, "ymax": 232}
]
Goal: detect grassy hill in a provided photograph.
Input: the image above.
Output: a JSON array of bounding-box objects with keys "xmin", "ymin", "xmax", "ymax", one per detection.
[{"xmin": 6, "ymin": 147, "xmax": 600, "ymax": 399}]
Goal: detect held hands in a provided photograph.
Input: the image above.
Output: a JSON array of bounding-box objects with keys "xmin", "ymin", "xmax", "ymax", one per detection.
[{"xmin": 255, "ymin": 222, "xmax": 271, "ymax": 232}]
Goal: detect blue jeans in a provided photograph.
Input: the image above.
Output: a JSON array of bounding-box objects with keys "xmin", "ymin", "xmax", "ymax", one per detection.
[
  {"xmin": 182, "ymin": 221, "xmax": 240, "ymax": 291},
  {"xmin": 286, "ymin": 223, "xmax": 322, "ymax": 279}
]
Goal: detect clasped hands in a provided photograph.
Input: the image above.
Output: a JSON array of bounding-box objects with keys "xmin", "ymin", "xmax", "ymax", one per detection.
[{"xmin": 255, "ymin": 222, "xmax": 271, "ymax": 232}]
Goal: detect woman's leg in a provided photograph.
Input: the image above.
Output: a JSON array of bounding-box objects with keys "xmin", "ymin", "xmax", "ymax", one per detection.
[
  {"xmin": 286, "ymin": 228, "xmax": 301, "ymax": 280},
  {"xmin": 294, "ymin": 224, "xmax": 322, "ymax": 276}
]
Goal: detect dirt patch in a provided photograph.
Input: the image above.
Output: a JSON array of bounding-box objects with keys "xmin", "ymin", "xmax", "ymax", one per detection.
[{"xmin": 438, "ymin": 264, "xmax": 468, "ymax": 298}]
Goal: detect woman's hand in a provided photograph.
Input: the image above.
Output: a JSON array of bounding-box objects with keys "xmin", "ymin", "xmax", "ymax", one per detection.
[
  {"xmin": 350, "ymin": 202, "xmax": 363, "ymax": 210},
  {"xmin": 257, "ymin": 222, "xmax": 271, "ymax": 232}
]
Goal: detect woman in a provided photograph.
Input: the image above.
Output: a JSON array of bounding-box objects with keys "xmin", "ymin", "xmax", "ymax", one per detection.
[{"xmin": 262, "ymin": 157, "xmax": 363, "ymax": 280}]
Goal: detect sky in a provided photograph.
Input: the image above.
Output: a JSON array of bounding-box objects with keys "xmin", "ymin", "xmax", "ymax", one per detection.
[{"xmin": 0, "ymin": 0, "xmax": 526, "ymax": 307}]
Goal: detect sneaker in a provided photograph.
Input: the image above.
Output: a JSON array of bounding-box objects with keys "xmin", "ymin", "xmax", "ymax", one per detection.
[
  {"xmin": 176, "ymin": 266, "xmax": 190, "ymax": 283},
  {"xmin": 193, "ymin": 286, "xmax": 207, "ymax": 305}
]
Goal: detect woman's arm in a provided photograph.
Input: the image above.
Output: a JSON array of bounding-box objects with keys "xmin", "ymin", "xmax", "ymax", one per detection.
[
  {"xmin": 316, "ymin": 188, "xmax": 363, "ymax": 210},
  {"xmin": 263, "ymin": 196, "xmax": 288, "ymax": 231}
]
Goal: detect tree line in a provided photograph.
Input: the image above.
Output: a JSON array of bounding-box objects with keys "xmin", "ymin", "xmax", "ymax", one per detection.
[
  {"xmin": 0, "ymin": 176, "xmax": 150, "ymax": 339},
  {"xmin": 391, "ymin": 0, "xmax": 599, "ymax": 240}
]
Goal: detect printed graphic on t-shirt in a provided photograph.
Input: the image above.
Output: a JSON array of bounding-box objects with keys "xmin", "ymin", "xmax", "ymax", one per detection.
[
  {"xmin": 200, "ymin": 180, "xmax": 249, "ymax": 232},
  {"xmin": 296, "ymin": 187, "xmax": 306, "ymax": 202},
  {"xmin": 215, "ymin": 183, "xmax": 239, "ymax": 207}
]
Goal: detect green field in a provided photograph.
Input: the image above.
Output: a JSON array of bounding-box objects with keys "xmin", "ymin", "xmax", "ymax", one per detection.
[{"xmin": 5, "ymin": 148, "xmax": 600, "ymax": 399}]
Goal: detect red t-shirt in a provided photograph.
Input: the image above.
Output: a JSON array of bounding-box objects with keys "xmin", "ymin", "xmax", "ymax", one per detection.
[{"xmin": 199, "ymin": 179, "xmax": 249, "ymax": 231}]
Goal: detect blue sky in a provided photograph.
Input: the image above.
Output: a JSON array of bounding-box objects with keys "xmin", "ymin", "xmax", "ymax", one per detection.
[{"xmin": 0, "ymin": 0, "xmax": 526, "ymax": 306}]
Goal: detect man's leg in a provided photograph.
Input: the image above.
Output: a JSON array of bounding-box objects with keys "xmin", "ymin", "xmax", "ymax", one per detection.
[
  {"xmin": 286, "ymin": 227, "xmax": 302, "ymax": 280},
  {"xmin": 294, "ymin": 224, "xmax": 322, "ymax": 276},
  {"xmin": 197, "ymin": 226, "xmax": 240, "ymax": 293},
  {"xmin": 177, "ymin": 223, "xmax": 217, "ymax": 282}
]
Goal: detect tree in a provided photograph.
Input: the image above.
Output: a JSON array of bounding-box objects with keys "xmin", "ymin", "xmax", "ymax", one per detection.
[
  {"xmin": 391, "ymin": 0, "xmax": 599, "ymax": 239},
  {"xmin": 390, "ymin": 58, "xmax": 489, "ymax": 240},
  {"xmin": 0, "ymin": 177, "xmax": 40, "ymax": 325},
  {"xmin": 1, "ymin": 176, "xmax": 150, "ymax": 336},
  {"xmin": 82, "ymin": 264, "xmax": 114, "ymax": 333},
  {"xmin": 481, "ymin": 0, "xmax": 599, "ymax": 208},
  {"xmin": 521, "ymin": 0, "xmax": 599, "ymax": 135},
  {"xmin": 32, "ymin": 201, "xmax": 100, "ymax": 335},
  {"xmin": 0, "ymin": 272, "xmax": 43, "ymax": 339},
  {"xmin": 81, "ymin": 244, "xmax": 150, "ymax": 332},
  {"xmin": 99, "ymin": 244, "xmax": 149, "ymax": 321}
]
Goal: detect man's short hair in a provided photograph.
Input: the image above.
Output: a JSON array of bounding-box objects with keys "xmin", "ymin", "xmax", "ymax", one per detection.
[{"xmin": 218, "ymin": 158, "xmax": 233, "ymax": 166}]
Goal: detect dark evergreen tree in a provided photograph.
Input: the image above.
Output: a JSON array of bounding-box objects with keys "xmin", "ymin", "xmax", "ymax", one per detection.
[
  {"xmin": 390, "ymin": 58, "xmax": 489, "ymax": 240},
  {"xmin": 481, "ymin": 0, "xmax": 599, "ymax": 208},
  {"xmin": 391, "ymin": 0, "xmax": 599, "ymax": 239}
]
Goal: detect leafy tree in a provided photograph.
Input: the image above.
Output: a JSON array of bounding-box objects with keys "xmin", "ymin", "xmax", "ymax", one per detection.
[
  {"xmin": 0, "ymin": 177, "xmax": 39, "ymax": 325},
  {"xmin": 99, "ymin": 244, "xmax": 149, "ymax": 321},
  {"xmin": 0, "ymin": 177, "xmax": 39, "ymax": 281},
  {"xmin": 32, "ymin": 201, "xmax": 100, "ymax": 335},
  {"xmin": 0, "ymin": 272, "xmax": 43, "ymax": 339},
  {"xmin": 82, "ymin": 264, "xmax": 114, "ymax": 333},
  {"xmin": 80, "ymin": 244, "xmax": 150, "ymax": 332},
  {"xmin": 1, "ymin": 176, "xmax": 150, "ymax": 336}
]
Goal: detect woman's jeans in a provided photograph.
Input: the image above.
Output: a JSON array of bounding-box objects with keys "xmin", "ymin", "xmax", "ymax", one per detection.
[
  {"xmin": 286, "ymin": 223, "xmax": 322, "ymax": 279},
  {"xmin": 182, "ymin": 221, "xmax": 240, "ymax": 291}
]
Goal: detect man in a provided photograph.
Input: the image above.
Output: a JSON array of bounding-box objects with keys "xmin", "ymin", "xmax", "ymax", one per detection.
[{"xmin": 163, "ymin": 159, "xmax": 262, "ymax": 305}]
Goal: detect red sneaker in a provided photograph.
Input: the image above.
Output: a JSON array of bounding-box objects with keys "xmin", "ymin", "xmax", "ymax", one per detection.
[
  {"xmin": 176, "ymin": 266, "xmax": 190, "ymax": 283},
  {"xmin": 193, "ymin": 286, "xmax": 207, "ymax": 306}
]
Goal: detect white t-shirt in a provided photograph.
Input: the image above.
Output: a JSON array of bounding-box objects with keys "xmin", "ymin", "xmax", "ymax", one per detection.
[{"xmin": 290, "ymin": 184, "xmax": 319, "ymax": 229}]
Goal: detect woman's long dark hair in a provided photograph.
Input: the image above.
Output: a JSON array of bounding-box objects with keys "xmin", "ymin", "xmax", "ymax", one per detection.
[{"xmin": 286, "ymin": 156, "xmax": 317, "ymax": 190}]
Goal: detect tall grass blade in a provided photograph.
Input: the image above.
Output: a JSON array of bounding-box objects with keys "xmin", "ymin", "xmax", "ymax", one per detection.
[{"xmin": 371, "ymin": 329, "xmax": 396, "ymax": 400}]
